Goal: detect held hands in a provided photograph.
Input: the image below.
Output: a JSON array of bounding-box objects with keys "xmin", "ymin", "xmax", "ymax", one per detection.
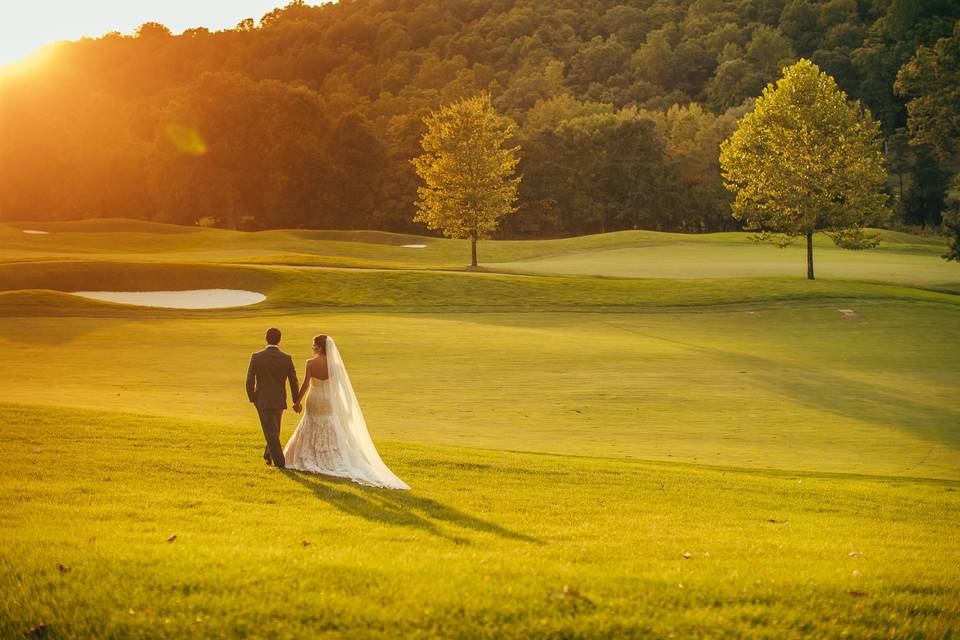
[{"xmin": 293, "ymin": 402, "xmax": 303, "ymax": 414}]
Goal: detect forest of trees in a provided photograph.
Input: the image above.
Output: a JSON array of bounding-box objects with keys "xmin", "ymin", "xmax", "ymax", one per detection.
[{"xmin": 0, "ymin": 0, "xmax": 957, "ymax": 237}]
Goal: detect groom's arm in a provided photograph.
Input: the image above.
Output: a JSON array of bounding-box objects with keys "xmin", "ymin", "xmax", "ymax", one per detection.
[
  {"xmin": 246, "ymin": 355, "xmax": 257, "ymax": 403},
  {"xmin": 287, "ymin": 356, "xmax": 300, "ymax": 406}
]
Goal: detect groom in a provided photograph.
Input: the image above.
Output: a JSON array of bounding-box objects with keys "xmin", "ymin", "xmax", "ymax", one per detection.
[{"xmin": 245, "ymin": 328, "xmax": 301, "ymax": 468}]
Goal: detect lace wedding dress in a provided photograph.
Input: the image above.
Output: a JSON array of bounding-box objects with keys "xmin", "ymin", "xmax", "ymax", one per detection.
[{"xmin": 283, "ymin": 337, "xmax": 409, "ymax": 490}]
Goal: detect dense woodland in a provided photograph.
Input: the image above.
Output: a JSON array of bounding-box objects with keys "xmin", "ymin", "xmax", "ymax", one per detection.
[{"xmin": 0, "ymin": 0, "xmax": 958, "ymax": 236}]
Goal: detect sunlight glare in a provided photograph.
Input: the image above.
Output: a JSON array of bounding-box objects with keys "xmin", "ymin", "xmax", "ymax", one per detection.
[
  {"xmin": 164, "ymin": 124, "xmax": 208, "ymax": 155},
  {"xmin": 0, "ymin": 1, "xmax": 298, "ymax": 69}
]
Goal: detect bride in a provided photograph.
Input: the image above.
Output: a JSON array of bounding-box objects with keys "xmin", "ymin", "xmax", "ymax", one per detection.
[{"xmin": 283, "ymin": 335, "xmax": 410, "ymax": 490}]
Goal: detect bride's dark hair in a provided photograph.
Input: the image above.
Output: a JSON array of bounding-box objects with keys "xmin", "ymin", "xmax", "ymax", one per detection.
[{"xmin": 313, "ymin": 335, "xmax": 328, "ymax": 355}]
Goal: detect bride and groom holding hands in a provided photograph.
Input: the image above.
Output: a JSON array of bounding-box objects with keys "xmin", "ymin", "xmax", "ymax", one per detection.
[{"xmin": 245, "ymin": 327, "xmax": 409, "ymax": 490}]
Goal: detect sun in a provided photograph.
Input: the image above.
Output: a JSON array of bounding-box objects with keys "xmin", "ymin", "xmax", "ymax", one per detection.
[{"xmin": 0, "ymin": 1, "xmax": 294, "ymax": 69}]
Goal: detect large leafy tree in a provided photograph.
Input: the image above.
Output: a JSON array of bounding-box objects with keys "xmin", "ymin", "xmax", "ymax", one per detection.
[
  {"xmin": 412, "ymin": 94, "xmax": 520, "ymax": 267},
  {"xmin": 720, "ymin": 59, "xmax": 889, "ymax": 280},
  {"xmin": 152, "ymin": 72, "xmax": 330, "ymax": 229}
]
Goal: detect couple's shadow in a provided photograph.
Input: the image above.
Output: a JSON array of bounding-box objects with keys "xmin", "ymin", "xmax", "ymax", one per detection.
[{"xmin": 282, "ymin": 470, "xmax": 541, "ymax": 545}]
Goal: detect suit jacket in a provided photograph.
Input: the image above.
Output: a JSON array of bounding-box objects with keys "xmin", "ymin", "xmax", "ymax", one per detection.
[{"xmin": 246, "ymin": 346, "xmax": 299, "ymax": 410}]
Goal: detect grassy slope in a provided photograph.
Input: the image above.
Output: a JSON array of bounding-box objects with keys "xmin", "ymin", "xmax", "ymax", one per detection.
[
  {"xmin": 2, "ymin": 221, "xmax": 959, "ymax": 638},
  {"xmin": 495, "ymin": 242, "xmax": 960, "ymax": 290},
  {"xmin": 1, "ymin": 403, "xmax": 958, "ymax": 639},
  {"xmin": 1, "ymin": 221, "xmax": 955, "ymax": 289},
  {"xmin": 2, "ymin": 261, "xmax": 959, "ymax": 313},
  {"xmin": 0, "ymin": 300, "xmax": 956, "ymax": 480}
]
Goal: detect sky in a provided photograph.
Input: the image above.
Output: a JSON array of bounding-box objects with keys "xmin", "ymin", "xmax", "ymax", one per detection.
[{"xmin": 0, "ymin": 1, "xmax": 297, "ymax": 68}]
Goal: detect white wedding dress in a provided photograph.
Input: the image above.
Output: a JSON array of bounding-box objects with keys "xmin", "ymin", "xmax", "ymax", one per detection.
[{"xmin": 283, "ymin": 338, "xmax": 409, "ymax": 490}]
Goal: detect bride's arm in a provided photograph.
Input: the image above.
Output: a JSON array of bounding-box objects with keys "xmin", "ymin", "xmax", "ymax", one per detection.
[{"xmin": 296, "ymin": 362, "xmax": 311, "ymax": 403}]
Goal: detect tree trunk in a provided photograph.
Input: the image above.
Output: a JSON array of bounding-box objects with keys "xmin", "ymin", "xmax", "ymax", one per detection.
[
  {"xmin": 470, "ymin": 232, "xmax": 478, "ymax": 268},
  {"xmin": 806, "ymin": 231, "xmax": 815, "ymax": 280},
  {"xmin": 224, "ymin": 189, "xmax": 238, "ymax": 230}
]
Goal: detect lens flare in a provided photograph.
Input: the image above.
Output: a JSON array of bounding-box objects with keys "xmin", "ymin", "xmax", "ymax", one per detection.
[{"xmin": 163, "ymin": 123, "xmax": 207, "ymax": 155}]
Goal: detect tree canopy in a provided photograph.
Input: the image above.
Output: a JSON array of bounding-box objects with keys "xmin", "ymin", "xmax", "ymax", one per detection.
[
  {"xmin": 719, "ymin": 59, "xmax": 889, "ymax": 279},
  {"xmin": 412, "ymin": 94, "xmax": 520, "ymax": 266},
  {"xmin": 0, "ymin": 0, "xmax": 957, "ymax": 237}
]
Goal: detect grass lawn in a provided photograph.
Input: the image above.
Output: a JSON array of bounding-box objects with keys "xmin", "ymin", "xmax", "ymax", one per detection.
[
  {"xmin": 1, "ymin": 404, "xmax": 958, "ymax": 639},
  {"xmin": 0, "ymin": 299, "xmax": 957, "ymax": 479},
  {"xmin": 2, "ymin": 221, "xmax": 956, "ymax": 291},
  {"xmin": 495, "ymin": 241, "xmax": 960, "ymax": 290},
  {"xmin": 0, "ymin": 220, "xmax": 958, "ymax": 637}
]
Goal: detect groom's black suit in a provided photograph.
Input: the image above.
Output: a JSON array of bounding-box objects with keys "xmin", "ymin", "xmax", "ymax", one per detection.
[{"xmin": 246, "ymin": 345, "xmax": 299, "ymax": 468}]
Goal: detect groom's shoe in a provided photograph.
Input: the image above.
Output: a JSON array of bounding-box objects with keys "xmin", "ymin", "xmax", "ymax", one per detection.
[{"xmin": 264, "ymin": 458, "xmax": 273, "ymax": 466}]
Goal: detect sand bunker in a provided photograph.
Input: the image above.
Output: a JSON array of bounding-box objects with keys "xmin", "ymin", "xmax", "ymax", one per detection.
[
  {"xmin": 22, "ymin": 229, "xmax": 50, "ymax": 235},
  {"xmin": 71, "ymin": 289, "xmax": 266, "ymax": 309},
  {"xmin": 401, "ymin": 244, "xmax": 427, "ymax": 248}
]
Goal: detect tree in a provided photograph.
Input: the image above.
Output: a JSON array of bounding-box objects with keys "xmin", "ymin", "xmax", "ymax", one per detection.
[
  {"xmin": 894, "ymin": 21, "xmax": 960, "ymax": 159},
  {"xmin": 719, "ymin": 59, "xmax": 889, "ymax": 280},
  {"xmin": 944, "ymin": 217, "xmax": 960, "ymax": 261},
  {"xmin": 136, "ymin": 22, "xmax": 172, "ymax": 39},
  {"xmin": 705, "ymin": 26, "xmax": 796, "ymax": 112},
  {"xmin": 902, "ymin": 144, "xmax": 949, "ymax": 228},
  {"xmin": 779, "ymin": 0, "xmax": 821, "ymax": 56},
  {"xmin": 944, "ymin": 177, "xmax": 960, "ymax": 261},
  {"xmin": 152, "ymin": 72, "xmax": 330, "ymax": 229},
  {"xmin": 412, "ymin": 94, "xmax": 520, "ymax": 267}
]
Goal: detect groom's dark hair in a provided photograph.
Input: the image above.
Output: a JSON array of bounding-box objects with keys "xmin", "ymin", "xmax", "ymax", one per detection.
[{"xmin": 265, "ymin": 328, "xmax": 282, "ymax": 345}]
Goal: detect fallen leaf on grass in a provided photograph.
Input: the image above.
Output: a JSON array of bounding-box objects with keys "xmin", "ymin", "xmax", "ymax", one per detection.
[
  {"xmin": 87, "ymin": 537, "xmax": 96, "ymax": 545},
  {"xmin": 848, "ymin": 551, "xmax": 862, "ymax": 557},
  {"xmin": 681, "ymin": 552, "xmax": 692, "ymax": 559},
  {"xmin": 24, "ymin": 623, "xmax": 48, "ymax": 638},
  {"xmin": 166, "ymin": 534, "xmax": 177, "ymax": 543},
  {"xmin": 848, "ymin": 591, "xmax": 869, "ymax": 597},
  {"xmin": 57, "ymin": 564, "xmax": 70, "ymax": 574},
  {"xmin": 302, "ymin": 540, "xmax": 312, "ymax": 547},
  {"xmin": 767, "ymin": 519, "xmax": 789, "ymax": 524}
]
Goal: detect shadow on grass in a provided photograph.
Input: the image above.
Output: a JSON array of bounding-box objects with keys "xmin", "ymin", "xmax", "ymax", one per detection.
[
  {"xmin": 601, "ymin": 320, "xmax": 960, "ymax": 451},
  {"xmin": 282, "ymin": 470, "xmax": 542, "ymax": 545}
]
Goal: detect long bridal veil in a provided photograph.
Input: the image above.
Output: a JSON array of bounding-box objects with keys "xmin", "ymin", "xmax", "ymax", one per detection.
[{"xmin": 327, "ymin": 337, "xmax": 410, "ymax": 490}]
